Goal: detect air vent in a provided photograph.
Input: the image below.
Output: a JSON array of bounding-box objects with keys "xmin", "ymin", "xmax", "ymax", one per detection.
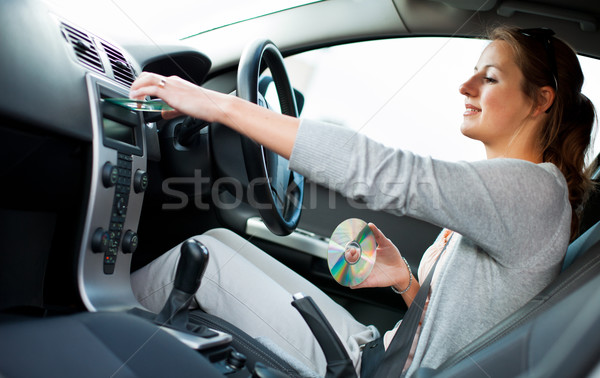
[
  {"xmin": 60, "ymin": 23, "xmax": 104, "ymax": 73},
  {"xmin": 101, "ymin": 41, "xmax": 136, "ymax": 88}
]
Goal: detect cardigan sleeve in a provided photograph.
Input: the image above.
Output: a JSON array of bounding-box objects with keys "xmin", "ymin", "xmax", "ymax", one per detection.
[{"xmin": 289, "ymin": 119, "xmax": 571, "ymax": 269}]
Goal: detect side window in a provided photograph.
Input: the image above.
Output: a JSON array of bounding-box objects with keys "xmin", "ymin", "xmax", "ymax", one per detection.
[
  {"xmin": 580, "ymin": 56, "xmax": 600, "ymax": 163},
  {"xmin": 278, "ymin": 37, "xmax": 600, "ymax": 163}
]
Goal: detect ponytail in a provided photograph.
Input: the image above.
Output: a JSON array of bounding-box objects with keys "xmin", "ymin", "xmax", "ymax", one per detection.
[
  {"xmin": 490, "ymin": 26, "xmax": 597, "ymax": 240},
  {"xmin": 541, "ymin": 92, "xmax": 596, "ymax": 239}
]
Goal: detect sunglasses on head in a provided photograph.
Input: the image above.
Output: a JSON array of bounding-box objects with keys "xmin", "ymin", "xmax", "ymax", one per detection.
[{"xmin": 518, "ymin": 28, "xmax": 559, "ymax": 93}]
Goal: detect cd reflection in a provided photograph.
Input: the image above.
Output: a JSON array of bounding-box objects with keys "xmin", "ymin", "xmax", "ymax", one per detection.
[{"xmin": 344, "ymin": 241, "xmax": 361, "ymax": 264}]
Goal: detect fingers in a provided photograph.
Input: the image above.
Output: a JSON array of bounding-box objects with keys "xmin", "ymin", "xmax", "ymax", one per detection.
[
  {"xmin": 130, "ymin": 72, "xmax": 163, "ymax": 90},
  {"xmin": 130, "ymin": 73, "xmax": 184, "ymax": 122},
  {"xmin": 349, "ymin": 277, "xmax": 371, "ymax": 290},
  {"xmin": 129, "ymin": 72, "xmax": 167, "ymax": 100},
  {"xmin": 161, "ymin": 109, "xmax": 183, "ymax": 120},
  {"xmin": 368, "ymin": 222, "xmax": 380, "ymax": 235},
  {"xmin": 369, "ymin": 222, "xmax": 387, "ymax": 245}
]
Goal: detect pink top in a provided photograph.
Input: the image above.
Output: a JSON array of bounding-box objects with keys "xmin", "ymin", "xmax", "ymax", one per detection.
[{"xmin": 383, "ymin": 229, "xmax": 454, "ymax": 372}]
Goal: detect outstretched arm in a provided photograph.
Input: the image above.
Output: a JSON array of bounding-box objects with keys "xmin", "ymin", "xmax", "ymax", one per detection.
[
  {"xmin": 289, "ymin": 119, "xmax": 571, "ymax": 268},
  {"xmin": 129, "ymin": 72, "xmax": 300, "ymax": 159}
]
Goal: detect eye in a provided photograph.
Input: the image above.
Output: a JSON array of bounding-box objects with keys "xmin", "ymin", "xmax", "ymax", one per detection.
[{"xmin": 483, "ymin": 77, "xmax": 497, "ymax": 84}]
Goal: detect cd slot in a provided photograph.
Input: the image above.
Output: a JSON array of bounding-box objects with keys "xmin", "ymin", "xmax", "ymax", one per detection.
[{"xmin": 101, "ymin": 97, "xmax": 140, "ymax": 126}]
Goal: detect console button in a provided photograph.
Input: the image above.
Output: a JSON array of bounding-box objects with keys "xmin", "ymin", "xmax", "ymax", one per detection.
[
  {"xmin": 133, "ymin": 170, "xmax": 148, "ymax": 193},
  {"xmin": 91, "ymin": 228, "xmax": 110, "ymax": 253},
  {"xmin": 122, "ymin": 230, "xmax": 138, "ymax": 254},
  {"xmin": 227, "ymin": 351, "xmax": 247, "ymax": 370},
  {"xmin": 102, "ymin": 162, "xmax": 119, "ymax": 188},
  {"xmin": 116, "ymin": 195, "xmax": 127, "ymax": 216}
]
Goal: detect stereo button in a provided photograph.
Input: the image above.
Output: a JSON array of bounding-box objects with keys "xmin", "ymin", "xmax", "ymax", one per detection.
[
  {"xmin": 122, "ymin": 230, "xmax": 138, "ymax": 254},
  {"xmin": 91, "ymin": 228, "xmax": 110, "ymax": 253},
  {"xmin": 116, "ymin": 196, "xmax": 127, "ymax": 215},
  {"xmin": 133, "ymin": 170, "xmax": 148, "ymax": 193},
  {"xmin": 102, "ymin": 162, "xmax": 118, "ymax": 188}
]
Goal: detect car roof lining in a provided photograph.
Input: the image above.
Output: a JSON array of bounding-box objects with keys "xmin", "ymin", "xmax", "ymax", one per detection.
[
  {"xmin": 172, "ymin": 0, "xmax": 600, "ymax": 76},
  {"xmin": 392, "ymin": 0, "xmax": 600, "ymax": 56}
]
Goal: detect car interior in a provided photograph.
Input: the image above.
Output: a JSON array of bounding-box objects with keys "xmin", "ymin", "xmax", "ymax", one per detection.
[{"xmin": 1, "ymin": 0, "xmax": 600, "ymax": 376}]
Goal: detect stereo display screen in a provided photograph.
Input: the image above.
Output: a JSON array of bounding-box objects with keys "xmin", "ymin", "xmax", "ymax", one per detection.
[{"xmin": 102, "ymin": 117, "xmax": 136, "ymax": 146}]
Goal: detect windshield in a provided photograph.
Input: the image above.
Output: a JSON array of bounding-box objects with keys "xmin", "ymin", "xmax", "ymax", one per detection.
[
  {"xmin": 277, "ymin": 37, "xmax": 600, "ymax": 163},
  {"xmin": 46, "ymin": 0, "xmax": 322, "ymax": 41}
]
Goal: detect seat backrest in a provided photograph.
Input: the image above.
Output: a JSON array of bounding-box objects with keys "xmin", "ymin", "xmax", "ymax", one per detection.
[
  {"xmin": 562, "ymin": 217, "xmax": 600, "ymax": 271},
  {"xmin": 564, "ymin": 160, "xmax": 600, "ymax": 271},
  {"xmin": 430, "ymin": 259, "xmax": 600, "ymax": 378},
  {"xmin": 433, "ymin": 220, "xmax": 600, "ymax": 375}
]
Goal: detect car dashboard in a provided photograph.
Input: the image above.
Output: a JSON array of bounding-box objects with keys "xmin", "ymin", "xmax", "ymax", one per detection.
[
  {"xmin": 0, "ymin": 1, "xmax": 254, "ymax": 375},
  {"xmin": 0, "ymin": 0, "xmax": 213, "ymax": 313}
]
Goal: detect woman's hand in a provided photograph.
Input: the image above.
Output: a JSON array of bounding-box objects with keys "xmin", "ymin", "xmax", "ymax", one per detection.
[
  {"xmin": 129, "ymin": 72, "xmax": 228, "ymax": 123},
  {"xmin": 352, "ymin": 223, "xmax": 411, "ymax": 291},
  {"xmin": 129, "ymin": 72, "xmax": 300, "ymax": 159}
]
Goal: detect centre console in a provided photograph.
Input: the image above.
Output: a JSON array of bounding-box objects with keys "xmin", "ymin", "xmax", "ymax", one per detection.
[
  {"xmin": 78, "ymin": 73, "xmax": 148, "ymax": 311},
  {"xmin": 78, "ymin": 74, "xmax": 241, "ymax": 372}
]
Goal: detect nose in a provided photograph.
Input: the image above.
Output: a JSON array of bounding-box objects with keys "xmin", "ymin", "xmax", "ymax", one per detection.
[{"xmin": 459, "ymin": 75, "xmax": 477, "ymax": 97}]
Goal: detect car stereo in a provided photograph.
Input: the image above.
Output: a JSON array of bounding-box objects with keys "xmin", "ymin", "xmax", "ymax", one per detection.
[{"xmin": 79, "ymin": 73, "xmax": 148, "ymax": 311}]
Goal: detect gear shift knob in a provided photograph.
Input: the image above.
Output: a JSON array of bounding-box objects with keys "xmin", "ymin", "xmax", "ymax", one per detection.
[
  {"xmin": 155, "ymin": 238, "xmax": 210, "ymax": 329},
  {"xmin": 175, "ymin": 239, "xmax": 209, "ymax": 294}
]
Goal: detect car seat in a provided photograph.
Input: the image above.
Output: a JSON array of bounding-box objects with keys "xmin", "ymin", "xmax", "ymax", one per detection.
[
  {"xmin": 0, "ymin": 311, "xmax": 223, "ymax": 377},
  {"xmin": 416, "ymin": 210, "xmax": 600, "ymax": 377}
]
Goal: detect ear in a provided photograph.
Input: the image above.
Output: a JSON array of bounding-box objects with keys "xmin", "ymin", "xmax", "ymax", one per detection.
[{"xmin": 533, "ymin": 86, "xmax": 556, "ymax": 116}]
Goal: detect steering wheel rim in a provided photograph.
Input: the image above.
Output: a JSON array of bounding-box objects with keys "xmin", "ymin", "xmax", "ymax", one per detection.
[{"xmin": 237, "ymin": 39, "xmax": 304, "ymax": 236}]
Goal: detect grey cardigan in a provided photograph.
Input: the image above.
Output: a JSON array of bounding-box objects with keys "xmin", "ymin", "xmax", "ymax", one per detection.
[{"xmin": 288, "ymin": 119, "xmax": 571, "ymax": 375}]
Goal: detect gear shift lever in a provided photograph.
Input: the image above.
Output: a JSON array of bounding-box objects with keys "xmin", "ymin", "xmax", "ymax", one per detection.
[
  {"xmin": 174, "ymin": 238, "xmax": 209, "ymax": 294},
  {"xmin": 156, "ymin": 239, "xmax": 209, "ymax": 330}
]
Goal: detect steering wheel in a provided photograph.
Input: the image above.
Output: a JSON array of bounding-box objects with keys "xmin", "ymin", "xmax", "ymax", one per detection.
[{"xmin": 236, "ymin": 39, "xmax": 304, "ymax": 236}]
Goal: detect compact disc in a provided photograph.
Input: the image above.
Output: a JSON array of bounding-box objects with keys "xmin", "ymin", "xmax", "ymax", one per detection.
[
  {"xmin": 104, "ymin": 98, "xmax": 174, "ymax": 112},
  {"xmin": 327, "ymin": 218, "xmax": 376, "ymax": 287}
]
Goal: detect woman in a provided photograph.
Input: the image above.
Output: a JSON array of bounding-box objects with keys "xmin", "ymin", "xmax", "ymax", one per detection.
[{"xmin": 130, "ymin": 26, "xmax": 595, "ymax": 377}]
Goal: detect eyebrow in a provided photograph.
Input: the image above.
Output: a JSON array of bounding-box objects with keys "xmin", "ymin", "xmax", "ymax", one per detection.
[{"xmin": 474, "ymin": 64, "xmax": 502, "ymax": 72}]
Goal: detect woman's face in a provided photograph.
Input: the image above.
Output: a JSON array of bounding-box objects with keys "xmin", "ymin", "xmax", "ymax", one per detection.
[{"xmin": 459, "ymin": 40, "xmax": 534, "ymax": 149}]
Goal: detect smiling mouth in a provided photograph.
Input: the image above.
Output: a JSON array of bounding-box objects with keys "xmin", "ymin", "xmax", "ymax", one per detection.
[{"xmin": 464, "ymin": 106, "xmax": 481, "ymax": 116}]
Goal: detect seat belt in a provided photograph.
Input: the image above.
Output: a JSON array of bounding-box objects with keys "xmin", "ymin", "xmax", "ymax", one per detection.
[{"xmin": 372, "ymin": 233, "xmax": 454, "ymax": 378}]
